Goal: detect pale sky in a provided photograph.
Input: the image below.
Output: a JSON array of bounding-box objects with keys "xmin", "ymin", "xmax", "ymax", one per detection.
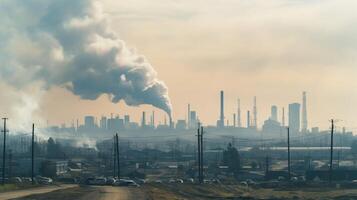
[{"xmin": 1, "ymin": 0, "xmax": 357, "ymax": 131}]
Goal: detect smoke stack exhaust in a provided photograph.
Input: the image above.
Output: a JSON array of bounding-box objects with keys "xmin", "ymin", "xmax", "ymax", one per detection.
[{"xmin": 0, "ymin": 0, "xmax": 173, "ymax": 119}]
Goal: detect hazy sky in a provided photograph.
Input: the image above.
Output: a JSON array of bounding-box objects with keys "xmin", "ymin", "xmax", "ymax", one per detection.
[{"xmin": 1, "ymin": 0, "xmax": 357, "ymax": 131}]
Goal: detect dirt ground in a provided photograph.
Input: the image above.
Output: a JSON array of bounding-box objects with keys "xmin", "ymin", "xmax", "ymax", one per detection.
[
  {"xmin": 142, "ymin": 184, "xmax": 357, "ymax": 200},
  {"xmin": 0, "ymin": 184, "xmax": 76, "ymax": 200},
  {"xmin": 9, "ymin": 183, "xmax": 357, "ymax": 200},
  {"xmin": 13, "ymin": 185, "xmax": 147, "ymax": 200}
]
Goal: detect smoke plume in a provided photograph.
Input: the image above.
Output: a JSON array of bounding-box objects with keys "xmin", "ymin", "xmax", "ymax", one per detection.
[{"xmin": 0, "ymin": 0, "xmax": 172, "ymax": 116}]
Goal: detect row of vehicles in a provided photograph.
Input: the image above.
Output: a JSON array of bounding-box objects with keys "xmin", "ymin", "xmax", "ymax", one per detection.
[
  {"xmin": 0, "ymin": 176, "xmax": 53, "ymax": 184},
  {"xmin": 85, "ymin": 177, "xmax": 140, "ymax": 187},
  {"xmin": 153, "ymin": 178, "xmax": 221, "ymax": 184}
]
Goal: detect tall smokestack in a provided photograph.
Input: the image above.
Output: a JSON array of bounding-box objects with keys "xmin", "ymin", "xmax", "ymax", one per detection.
[
  {"xmin": 152, "ymin": 111, "xmax": 155, "ymax": 128},
  {"xmin": 302, "ymin": 91, "xmax": 308, "ymax": 132},
  {"xmin": 247, "ymin": 110, "xmax": 250, "ymax": 128},
  {"xmin": 219, "ymin": 91, "xmax": 225, "ymax": 128},
  {"xmin": 237, "ymin": 98, "xmax": 242, "ymax": 127},
  {"xmin": 187, "ymin": 104, "xmax": 191, "ymax": 129},
  {"xmin": 253, "ymin": 96, "xmax": 257, "ymax": 128},
  {"xmin": 141, "ymin": 111, "xmax": 146, "ymax": 128}
]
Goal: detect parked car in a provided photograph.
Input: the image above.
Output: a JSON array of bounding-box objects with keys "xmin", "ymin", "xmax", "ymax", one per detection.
[
  {"xmin": 176, "ymin": 179, "xmax": 184, "ymax": 184},
  {"xmin": 239, "ymin": 181, "xmax": 248, "ymax": 187},
  {"xmin": 211, "ymin": 179, "xmax": 221, "ymax": 184},
  {"xmin": 278, "ymin": 176, "xmax": 285, "ymax": 181},
  {"xmin": 154, "ymin": 180, "xmax": 162, "ymax": 184},
  {"xmin": 85, "ymin": 177, "xmax": 96, "ymax": 185},
  {"xmin": 21, "ymin": 177, "xmax": 33, "ymax": 183},
  {"xmin": 246, "ymin": 179, "xmax": 256, "ymax": 185},
  {"xmin": 135, "ymin": 178, "xmax": 146, "ymax": 184},
  {"xmin": 106, "ymin": 178, "xmax": 116, "ymax": 185},
  {"xmin": 36, "ymin": 176, "xmax": 53, "ymax": 184},
  {"xmin": 94, "ymin": 177, "xmax": 107, "ymax": 185},
  {"xmin": 113, "ymin": 179, "xmax": 139, "ymax": 187}
]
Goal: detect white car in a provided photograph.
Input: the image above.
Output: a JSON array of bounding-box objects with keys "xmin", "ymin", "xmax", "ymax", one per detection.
[
  {"xmin": 113, "ymin": 179, "xmax": 140, "ymax": 187},
  {"xmin": 36, "ymin": 176, "xmax": 53, "ymax": 184}
]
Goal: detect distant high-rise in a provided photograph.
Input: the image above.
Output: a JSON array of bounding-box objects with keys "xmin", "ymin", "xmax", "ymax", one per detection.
[
  {"xmin": 301, "ymin": 91, "xmax": 308, "ymax": 132},
  {"xmin": 190, "ymin": 111, "xmax": 197, "ymax": 129},
  {"xmin": 100, "ymin": 116, "xmax": 107, "ymax": 129},
  {"xmin": 289, "ymin": 103, "xmax": 301, "ymax": 133},
  {"xmin": 84, "ymin": 116, "xmax": 95, "ymax": 129},
  {"xmin": 218, "ymin": 91, "xmax": 225, "ymax": 128},
  {"xmin": 237, "ymin": 98, "xmax": 242, "ymax": 127},
  {"xmin": 271, "ymin": 105, "xmax": 278, "ymax": 121},
  {"xmin": 253, "ymin": 96, "xmax": 257, "ymax": 128},
  {"xmin": 152, "ymin": 111, "xmax": 155, "ymax": 127},
  {"xmin": 282, "ymin": 107, "xmax": 285, "ymax": 127}
]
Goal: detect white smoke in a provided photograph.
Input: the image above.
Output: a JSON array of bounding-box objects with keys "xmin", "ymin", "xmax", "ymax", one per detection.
[
  {"xmin": 0, "ymin": 0, "xmax": 172, "ymax": 117},
  {"xmin": 0, "ymin": 82, "xmax": 49, "ymax": 136}
]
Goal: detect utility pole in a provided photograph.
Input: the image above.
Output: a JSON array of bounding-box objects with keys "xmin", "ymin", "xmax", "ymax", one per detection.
[
  {"xmin": 196, "ymin": 123, "xmax": 201, "ymax": 184},
  {"xmin": 115, "ymin": 133, "xmax": 120, "ymax": 179},
  {"xmin": 2, "ymin": 118, "xmax": 8, "ymax": 185},
  {"xmin": 287, "ymin": 127, "xmax": 291, "ymax": 181},
  {"xmin": 31, "ymin": 123, "xmax": 35, "ymax": 185},
  {"xmin": 200, "ymin": 126, "xmax": 204, "ymax": 184},
  {"xmin": 113, "ymin": 136, "xmax": 116, "ymax": 178},
  {"xmin": 329, "ymin": 119, "xmax": 334, "ymax": 184}
]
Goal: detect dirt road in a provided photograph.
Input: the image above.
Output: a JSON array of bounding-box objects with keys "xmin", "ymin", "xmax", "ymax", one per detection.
[
  {"xmin": 13, "ymin": 185, "xmax": 147, "ymax": 200},
  {"xmin": 96, "ymin": 186, "xmax": 146, "ymax": 200},
  {"xmin": 0, "ymin": 184, "xmax": 76, "ymax": 200}
]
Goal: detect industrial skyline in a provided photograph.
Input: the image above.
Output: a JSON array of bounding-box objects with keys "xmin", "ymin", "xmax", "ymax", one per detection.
[
  {"xmin": 1, "ymin": 1, "xmax": 357, "ymax": 132},
  {"xmin": 48, "ymin": 90, "xmax": 321, "ymax": 134}
]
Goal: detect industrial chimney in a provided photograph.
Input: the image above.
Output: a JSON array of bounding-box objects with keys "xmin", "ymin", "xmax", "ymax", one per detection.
[
  {"xmin": 141, "ymin": 111, "xmax": 146, "ymax": 128},
  {"xmin": 302, "ymin": 91, "xmax": 308, "ymax": 132},
  {"xmin": 218, "ymin": 91, "xmax": 225, "ymax": 128}
]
